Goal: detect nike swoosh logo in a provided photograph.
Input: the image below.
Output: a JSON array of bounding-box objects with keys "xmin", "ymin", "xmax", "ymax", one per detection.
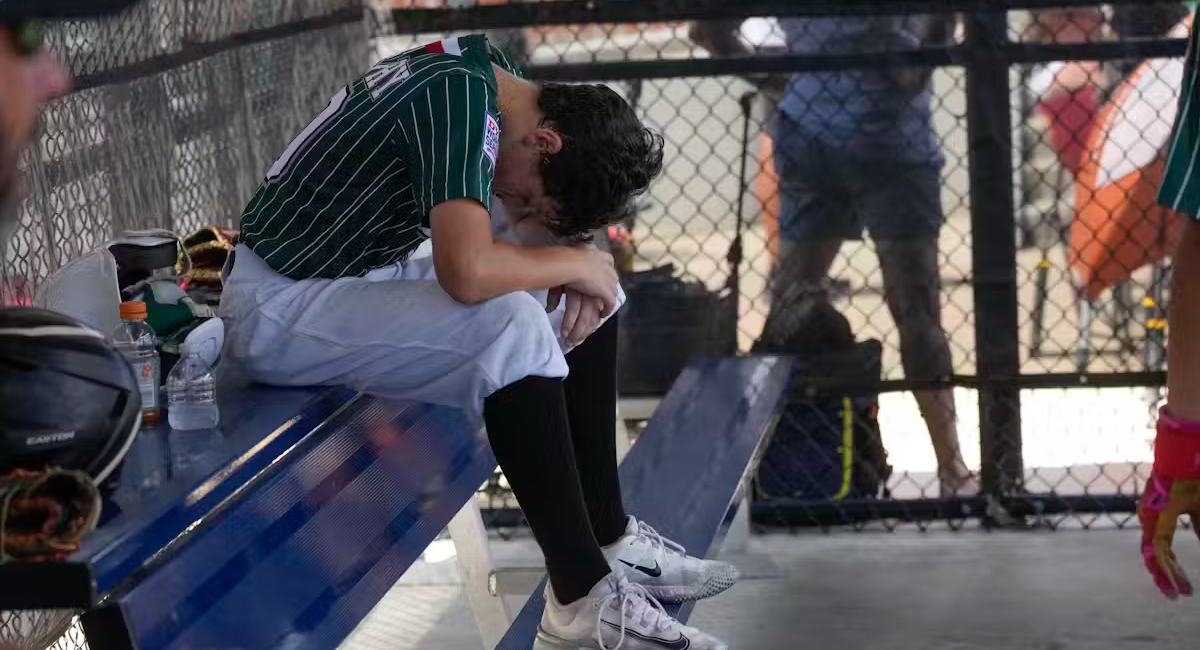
[
  {"xmin": 619, "ymin": 558, "xmax": 662, "ymax": 578},
  {"xmin": 602, "ymin": 621, "xmax": 690, "ymax": 650}
]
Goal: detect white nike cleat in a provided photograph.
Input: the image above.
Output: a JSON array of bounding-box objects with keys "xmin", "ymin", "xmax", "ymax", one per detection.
[
  {"xmin": 537, "ymin": 570, "xmax": 730, "ymax": 650},
  {"xmin": 601, "ymin": 516, "xmax": 739, "ymax": 603}
]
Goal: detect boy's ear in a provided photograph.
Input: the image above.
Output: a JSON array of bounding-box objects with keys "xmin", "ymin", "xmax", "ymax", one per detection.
[{"xmin": 529, "ymin": 128, "xmax": 563, "ymax": 156}]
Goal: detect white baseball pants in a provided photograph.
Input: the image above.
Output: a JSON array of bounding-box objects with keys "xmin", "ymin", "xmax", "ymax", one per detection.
[{"xmin": 218, "ymin": 243, "xmax": 624, "ymax": 421}]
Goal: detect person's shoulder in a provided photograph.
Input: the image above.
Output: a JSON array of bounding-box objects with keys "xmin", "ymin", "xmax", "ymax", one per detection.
[{"xmin": 361, "ymin": 38, "xmax": 496, "ymax": 103}]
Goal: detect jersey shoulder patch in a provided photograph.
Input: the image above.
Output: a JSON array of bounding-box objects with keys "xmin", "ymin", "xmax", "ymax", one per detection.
[{"xmin": 483, "ymin": 111, "xmax": 500, "ymax": 167}]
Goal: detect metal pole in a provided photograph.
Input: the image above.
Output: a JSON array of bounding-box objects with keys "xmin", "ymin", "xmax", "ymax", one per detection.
[{"xmin": 965, "ymin": 10, "xmax": 1024, "ymax": 497}]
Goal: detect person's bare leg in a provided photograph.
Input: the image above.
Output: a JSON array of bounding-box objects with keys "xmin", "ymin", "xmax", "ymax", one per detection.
[
  {"xmin": 1167, "ymin": 222, "xmax": 1200, "ymax": 420},
  {"xmin": 772, "ymin": 239, "xmax": 843, "ymax": 297},
  {"xmin": 761, "ymin": 239, "xmax": 843, "ymax": 342},
  {"xmin": 876, "ymin": 239, "xmax": 971, "ymax": 496}
]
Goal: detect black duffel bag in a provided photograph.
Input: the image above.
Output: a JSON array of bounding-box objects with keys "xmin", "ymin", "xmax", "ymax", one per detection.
[{"xmin": 617, "ymin": 265, "xmax": 737, "ymax": 397}]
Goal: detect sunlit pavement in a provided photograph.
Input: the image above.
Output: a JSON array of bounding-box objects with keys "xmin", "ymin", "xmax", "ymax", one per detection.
[{"xmin": 340, "ymin": 528, "xmax": 1197, "ymax": 650}]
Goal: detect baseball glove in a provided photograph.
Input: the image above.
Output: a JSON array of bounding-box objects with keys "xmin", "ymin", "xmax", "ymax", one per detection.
[{"xmin": 0, "ymin": 468, "xmax": 102, "ymax": 563}]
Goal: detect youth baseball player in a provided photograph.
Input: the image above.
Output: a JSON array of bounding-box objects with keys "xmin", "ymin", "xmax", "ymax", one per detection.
[
  {"xmin": 1141, "ymin": 7, "xmax": 1200, "ymax": 601},
  {"xmin": 220, "ymin": 34, "xmax": 738, "ymax": 650}
]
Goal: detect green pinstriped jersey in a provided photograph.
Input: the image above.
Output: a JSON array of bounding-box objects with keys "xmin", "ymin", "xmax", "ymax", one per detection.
[
  {"xmin": 1160, "ymin": 15, "xmax": 1200, "ymax": 218},
  {"xmin": 240, "ymin": 35, "xmax": 522, "ymax": 279}
]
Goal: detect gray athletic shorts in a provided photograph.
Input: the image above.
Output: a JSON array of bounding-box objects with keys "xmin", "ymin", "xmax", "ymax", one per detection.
[{"xmin": 770, "ymin": 112, "xmax": 946, "ymax": 243}]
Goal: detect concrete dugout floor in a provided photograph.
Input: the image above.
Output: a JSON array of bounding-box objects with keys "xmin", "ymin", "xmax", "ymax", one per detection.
[{"xmin": 340, "ymin": 529, "xmax": 1200, "ymax": 650}]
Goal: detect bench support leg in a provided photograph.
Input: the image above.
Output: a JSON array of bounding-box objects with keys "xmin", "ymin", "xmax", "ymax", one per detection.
[
  {"xmin": 722, "ymin": 478, "xmax": 753, "ymax": 555},
  {"xmin": 448, "ymin": 498, "xmax": 512, "ymax": 650}
]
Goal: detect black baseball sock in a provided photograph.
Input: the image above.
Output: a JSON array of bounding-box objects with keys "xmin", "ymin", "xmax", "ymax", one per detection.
[
  {"xmin": 563, "ymin": 315, "xmax": 629, "ymax": 547},
  {"xmin": 483, "ymin": 375, "xmax": 611, "ymax": 604}
]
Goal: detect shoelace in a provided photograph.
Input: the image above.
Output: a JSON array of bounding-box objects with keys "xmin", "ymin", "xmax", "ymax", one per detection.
[
  {"xmin": 595, "ymin": 579, "xmax": 678, "ymax": 650},
  {"xmin": 636, "ymin": 520, "xmax": 687, "ymax": 561}
]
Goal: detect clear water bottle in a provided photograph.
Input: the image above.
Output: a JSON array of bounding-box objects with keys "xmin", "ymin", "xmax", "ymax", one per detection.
[
  {"xmin": 166, "ymin": 342, "xmax": 220, "ymax": 430},
  {"xmin": 111, "ymin": 301, "xmax": 161, "ymax": 426}
]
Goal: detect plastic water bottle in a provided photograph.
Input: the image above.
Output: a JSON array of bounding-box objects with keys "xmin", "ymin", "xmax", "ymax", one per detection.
[
  {"xmin": 166, "ymin": 342, "xmax": 220, "ymax": 430},
  {"xmin": 111, "ymin": 301, "xmax": 161, "ymax": 426}
]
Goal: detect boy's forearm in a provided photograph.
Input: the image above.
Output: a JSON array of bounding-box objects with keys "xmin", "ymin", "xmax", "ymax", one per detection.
[
  {"xmin": 431, "ymin": 199, "xmax": 583, "ymax": 303},
  {"xmin": 481, "ymin": 239, "xmax": 581, "ymax": 297},
  {"xmin": 439, "ymin": 238, "xmax": 581, "ymax": 304}
]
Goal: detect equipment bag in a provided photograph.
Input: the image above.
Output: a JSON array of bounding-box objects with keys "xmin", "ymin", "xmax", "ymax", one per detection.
[
  {"xmin": 752, "ymin": 296, "xmax": 892, "ymax": 501},
  {"xmin": 617, "ymin": 265, "xmax": 737, "ymax": 397}
]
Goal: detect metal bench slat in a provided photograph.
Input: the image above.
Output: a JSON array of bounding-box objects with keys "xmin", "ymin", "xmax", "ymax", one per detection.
[
  {"xmin": 0, "ymin": 384, "xmax": 354, "ymax": 611},
  {"xmin": 89, "ymin": 396, "xmax": 493, "ymax": 650}
]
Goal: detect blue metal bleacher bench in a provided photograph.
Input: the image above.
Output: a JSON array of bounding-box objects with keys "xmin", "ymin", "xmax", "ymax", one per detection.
[
  {"xmin": 0, "ymin": 380, "xmax": 496, "ymax": 650},
  {"xmin": 0, "ymin": 356, "xmax": 791, "ymax": 650}
]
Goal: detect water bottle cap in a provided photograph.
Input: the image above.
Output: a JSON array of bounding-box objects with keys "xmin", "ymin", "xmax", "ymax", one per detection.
[{"xmin": 119, "ymin": 301, "xmax": 147, "ymax": 320}]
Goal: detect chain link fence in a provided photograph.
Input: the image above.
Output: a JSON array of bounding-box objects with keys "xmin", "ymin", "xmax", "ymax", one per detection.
[
  {"xmin": 0, "ymin": 0, "xmax": 1189, "ymax": 648},
  {"xmin": 2, "ymin": 4, "xmax": 1194, "ymax": 645},
  {"xmin": 0, "ymin": 2, "xmax": 369, "ymax": 649},
  {"xmin": 378, "ymin": 1, "xmax": 1190, "ymax": 529},
  {"xmin": 1, "ymin": 0, "xmax": 369, "ymax": 307}
]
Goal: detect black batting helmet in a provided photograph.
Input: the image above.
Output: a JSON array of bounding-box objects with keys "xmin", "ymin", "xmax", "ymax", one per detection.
[{"xmin": 0, "ymin": 307, "xmax": 141, "ymax": 486}]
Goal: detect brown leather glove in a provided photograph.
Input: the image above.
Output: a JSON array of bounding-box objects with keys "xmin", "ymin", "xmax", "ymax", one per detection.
[{"xmin": 0, "ymin": 468, "xmax": 101, "ymax": 562}]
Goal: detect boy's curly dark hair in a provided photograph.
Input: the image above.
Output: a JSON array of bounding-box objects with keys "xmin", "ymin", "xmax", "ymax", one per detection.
[{"xmin": 537, "ymin": 83, "xmax": 665, "ymax": 240}]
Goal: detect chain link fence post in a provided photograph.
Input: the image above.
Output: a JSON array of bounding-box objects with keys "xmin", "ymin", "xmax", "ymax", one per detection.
[{"xmin": 966, "ymin": 9, "xmax": 1024, "ymax": 499}]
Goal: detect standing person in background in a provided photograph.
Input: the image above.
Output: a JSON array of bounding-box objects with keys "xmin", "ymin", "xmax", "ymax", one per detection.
[
  {"xmin": 693, "ymin": 15, "xmax": 973, "ymax": 497},
  {"xmin": 1016, "ymin": 7, "xmax": 1108, "ymax": 250},
  {"xmin": 689, "ymin": 19, "xmax": 787, "ymax": 104},
  {"xmin": 1112, "ymin": 3, "xmax": 1190, "ymax": 40},
  {"xmin": 769, "ymin": 15, "xmax": 972, "ymax": 498},
  {"xmin": 1112, "ymin": 3, "xmax": 1191, "ymax": 79},
  {"xmin": 1139, "ymin": 6, "xmax": 1200, "ymax": 601}
]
